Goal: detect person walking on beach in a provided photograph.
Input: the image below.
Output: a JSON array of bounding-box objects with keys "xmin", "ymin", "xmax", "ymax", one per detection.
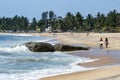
[
  {"xmin": 105, "ymin": 37, "xmax": 109, "ymax": 48},
  {"xmin": 100, "ymin": 38, "xmax": 103, "ymax": 49}
]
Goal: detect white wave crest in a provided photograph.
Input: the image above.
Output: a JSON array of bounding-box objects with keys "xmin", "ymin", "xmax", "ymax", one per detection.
[
  {"xmin": 0, "ymin": 45, "xmax": 29, "ymax": 53},
  {"xmin": 0, "ymin": 33, "xmax": 32, "ymax": 36}
]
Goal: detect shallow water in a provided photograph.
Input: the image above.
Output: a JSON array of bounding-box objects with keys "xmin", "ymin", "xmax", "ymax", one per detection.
[
  {"xmin": 0, "ymin": 34, "xmax": 96, "ymax": 80},
  {"xmin": 70, "ymin": 47, "xmax": 120, "ymax": 67}
]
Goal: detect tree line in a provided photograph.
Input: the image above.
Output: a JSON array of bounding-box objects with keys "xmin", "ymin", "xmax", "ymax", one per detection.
[{"xmin": 0, "ymin": 9, "xmax": 120, "ymax": 33}]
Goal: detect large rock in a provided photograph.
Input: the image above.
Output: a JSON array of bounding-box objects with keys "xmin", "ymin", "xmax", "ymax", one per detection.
[
  {"xmin": 25, "ymin": 42, "xmax": 89, "ymax": 52},
  {"xmin": 54, "ymin": 44, "xmax": 89, "ymax": 51},
  {"xmin": 25, "ymin": 42, "xmax": 54, "ymax": 52}
]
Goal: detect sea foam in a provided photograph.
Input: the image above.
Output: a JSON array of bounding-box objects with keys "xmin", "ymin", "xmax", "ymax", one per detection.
[
  {"xmin": 0, "ymin": 45, "xmax": 29, "ymax": 53},
  {"xmin": 0, "ymin": 34, "xmax": 97, "ymax": 80}
]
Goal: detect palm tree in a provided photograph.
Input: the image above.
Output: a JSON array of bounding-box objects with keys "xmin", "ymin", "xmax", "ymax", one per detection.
[{"xmin": 75, "ymin": 12, "xmax": 84, "ymax": 31}]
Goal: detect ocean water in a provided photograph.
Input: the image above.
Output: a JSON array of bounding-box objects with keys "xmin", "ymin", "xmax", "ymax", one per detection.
[{"xmin": 0, "ymin": 34, "xmax": 96, "ymax": 80}]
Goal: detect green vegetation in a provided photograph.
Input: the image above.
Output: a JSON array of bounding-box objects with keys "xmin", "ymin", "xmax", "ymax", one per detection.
[{"xmin": 0, "ymin": 9, "xmax": 120, "ymax": 33}]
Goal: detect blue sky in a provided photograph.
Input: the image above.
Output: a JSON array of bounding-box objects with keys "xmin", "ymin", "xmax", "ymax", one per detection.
[{"xmin": 0, "ymin": 0, "xmax": 120, "ymax": 21}]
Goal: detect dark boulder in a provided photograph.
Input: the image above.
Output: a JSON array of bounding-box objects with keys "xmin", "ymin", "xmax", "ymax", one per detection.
[
  {"xmin": 24, "ymin": 42, "xmax": 89, "ymax": 52},
  {"xmin": 54, "ymin": 44, "xmax": 89, "ymax": 51},
  {"xmin": 25, "ymin": 42, "xmax": 54, "ymax": 52}
]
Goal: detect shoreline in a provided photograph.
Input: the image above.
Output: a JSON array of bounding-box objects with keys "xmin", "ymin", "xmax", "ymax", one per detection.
[
  {"xmin": 1, "ymin": 32, "xmax": 120, "ymax": 80},
  {"xmin": 40, "ymin": 49, "xmax": 120, "ymax": 80},
  {"xmin": 41, "ymin": 65, "xmax": 120, "ymax": 80},
  {"xmin": 38, "ymin": 32, "xmax": 120, "ymax": 80}
]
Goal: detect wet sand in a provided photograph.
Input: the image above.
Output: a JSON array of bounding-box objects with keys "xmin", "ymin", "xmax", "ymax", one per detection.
[
  {"xmin": 38, "ymin": 32, "xmax": 120, "ymax": 80},
  {"xmin": 40, "ymin": 49, "xmax": 120, "ymax": 80},
  {"xmin": 41, "ymin": 65, "xmax": 120, "ymax": 80},
  {"xmin": 71, "ymin": 49, "xmax": 120, "ymax": 67}
]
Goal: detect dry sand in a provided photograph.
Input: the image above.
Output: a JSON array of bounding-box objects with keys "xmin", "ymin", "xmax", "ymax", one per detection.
[
  {"xmin": 38, "ymin": 32, "xmax": 120, "ymax": 80},
  {"xmin": 38, "ymin": 32, "xmax": 120, "ymax": 50},
  {"xmin": 1, "ymin": 32, "xmax": 120, "ymax": 50}
]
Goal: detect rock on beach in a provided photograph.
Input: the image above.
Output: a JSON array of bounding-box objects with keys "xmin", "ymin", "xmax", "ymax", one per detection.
[{"xmin": 25, "ymin": 42, "xmax": 89, "ymax": 52}]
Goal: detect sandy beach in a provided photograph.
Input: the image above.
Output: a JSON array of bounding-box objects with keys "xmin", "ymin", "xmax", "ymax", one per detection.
[
  {"xmin": 38, "ymin": 32, "xmax": 120, "ymax": 50},
  {"xmin": 37, "ymin": 32, "xmax": 120, "ymax": 80}
]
